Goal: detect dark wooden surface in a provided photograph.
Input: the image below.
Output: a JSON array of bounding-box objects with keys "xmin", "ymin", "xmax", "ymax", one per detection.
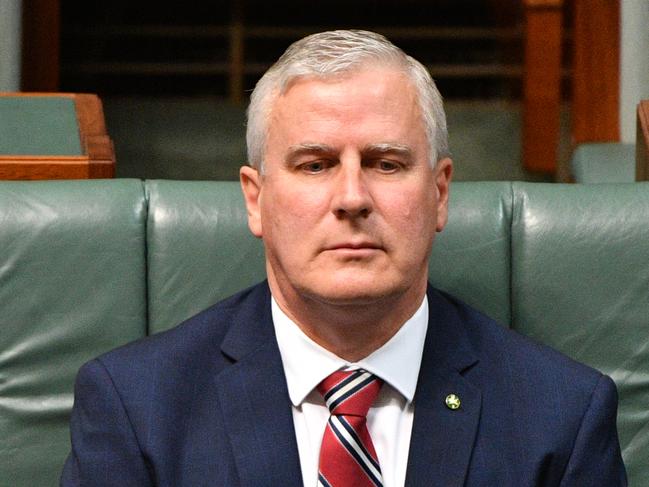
[{"xmin": 21, "ymin": 0, "xmax": 60, "ymax": 91}]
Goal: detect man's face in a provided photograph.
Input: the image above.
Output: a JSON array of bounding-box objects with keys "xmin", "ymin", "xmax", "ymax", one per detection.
[{"xmin": 241, "ymin": 67, "xmax": 452, "ymax": 311}]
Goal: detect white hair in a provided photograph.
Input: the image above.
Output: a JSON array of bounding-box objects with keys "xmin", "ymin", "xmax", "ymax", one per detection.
[{"xmin": 246, "ymin": 30, "xmax": 449, "ymax": 171}]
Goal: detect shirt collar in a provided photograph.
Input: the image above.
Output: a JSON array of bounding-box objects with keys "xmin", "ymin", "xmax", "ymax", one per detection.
[{"xmin": 272, "ymin": 295, "xmax": 428, "ymax": 406}]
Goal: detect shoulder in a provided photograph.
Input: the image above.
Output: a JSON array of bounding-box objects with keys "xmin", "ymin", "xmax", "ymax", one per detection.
[
  {"xmin": 442, "ymin": 289, "xmax": 603, "ymax": 379},
  {"xmin": 86, "ymin": 281, "xmax": 271, "ymax": 385},
  {"xmin": 431, "ymin": 289, "xmax": 625, "ymax": 484},
  {"xmin": 432, "ymin": 288, "xmax": 613, "ymax": 416}
]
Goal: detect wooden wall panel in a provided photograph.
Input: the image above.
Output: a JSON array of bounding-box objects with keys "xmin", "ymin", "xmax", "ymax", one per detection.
[
  {"xmin": 21, "ymin": 0, "xmax": 60, "ymax": 91},
  {"xmin": 572, "ymin": 0, "xmax": 620, "ymax": 144},
  {"xmin": 522, "ymin": 0, "xmax": 563, "ymax": 173}
]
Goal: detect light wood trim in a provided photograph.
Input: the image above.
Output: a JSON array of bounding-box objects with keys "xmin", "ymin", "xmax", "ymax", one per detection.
[
  {"xmin": 0, "ymin": 156, "xmax": 91, "ymax": 180},
  {"xmin": 572, "ymin": 0, "xmax": 620, "ymax": 144},
  {"xmin": 75, "ymin": 93, "xmax": 108, "ymax": 135},
  {"xmin": 74, "ymin": 94, "xmax": 115, "ymax": 177},
  {"xmin": 1, "ymin": 92, "xmax": 75, "ymax": 99},
  {"xmin": 637, "ymin": 100, "xmax": 649, "ymax": 181},
  {"xmin": 522, "ymin": 0, "xmax": 563, "ymax": 172}
]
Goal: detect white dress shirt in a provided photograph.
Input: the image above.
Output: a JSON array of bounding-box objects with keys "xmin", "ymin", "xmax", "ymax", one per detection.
[{"xmin": 272, "ymin": 295, "xmax": 429, "ymax": 487}]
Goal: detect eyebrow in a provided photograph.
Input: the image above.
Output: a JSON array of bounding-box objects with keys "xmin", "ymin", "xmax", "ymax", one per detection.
[
  {"xmin": 286, "ymin": 142, "xmax": 413, "ymax": 158},
  {"xmin": 362, "ymin": 143, "xmax": 413, "ymax": 158},
  {"xmin": 286, "ymin": 143, "xmax": 336, "ymax": 159}
]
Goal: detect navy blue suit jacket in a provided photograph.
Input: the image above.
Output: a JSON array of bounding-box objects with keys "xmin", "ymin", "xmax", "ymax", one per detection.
[{"xmin": 61, "ymin": 282, "xmax": 626, "ymax": 486}]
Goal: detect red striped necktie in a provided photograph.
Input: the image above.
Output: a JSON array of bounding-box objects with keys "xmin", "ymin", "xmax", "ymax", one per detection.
[{"xmin": 317, "ymin": 369, "xmax": 383, "ymax": 487}]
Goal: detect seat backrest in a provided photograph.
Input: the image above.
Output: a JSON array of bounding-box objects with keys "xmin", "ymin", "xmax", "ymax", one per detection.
[
  {"xmin": 1, "ymin": 179, "xmax": 648, "ymax": 485},
  {"xmin": 144, "ymin": 180, "xmax": 515, "ymax": 333},
  {"xmin": 145, "ymin": 180, "xmax": 266, "ymax": 334},
  {"xmin": 0, "ymin": 179, "xmax": 147, "ymax": 486},
  {"xmin": 510, "ymin": 182, "xmax": 649, "ymax": 483},
  {"xmin": 429, "ymin": 181, "xmax": 513, "ymax": 327},
  {"xmin": 145, "ymin": 180, "xmax": 649, "ymax": 484}
]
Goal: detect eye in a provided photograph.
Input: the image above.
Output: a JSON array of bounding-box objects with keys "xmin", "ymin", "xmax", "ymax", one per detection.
[
  {"xmin": 373, "ymin": 159, "xmax": 401, "ymax": 173},
  {"xmin": 299, "ymin": 160, "xmax": 330, "ymax": 173}
]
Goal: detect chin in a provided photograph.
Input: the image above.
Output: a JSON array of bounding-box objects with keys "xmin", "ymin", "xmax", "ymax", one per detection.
[{"xmin": 302, "ymin": 277, "xmax": 407, "ymax": 307}]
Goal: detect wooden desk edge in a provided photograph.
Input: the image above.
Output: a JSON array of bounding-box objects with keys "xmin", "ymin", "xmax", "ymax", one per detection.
[{"xmin": 637, "ymin": 100, "xmax": 649, "ymax": 181}]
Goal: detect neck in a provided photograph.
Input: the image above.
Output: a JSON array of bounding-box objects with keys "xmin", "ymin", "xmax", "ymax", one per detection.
[{"xmin": 269, "ymin": 278, "xmax": 427, "ymax": 362}]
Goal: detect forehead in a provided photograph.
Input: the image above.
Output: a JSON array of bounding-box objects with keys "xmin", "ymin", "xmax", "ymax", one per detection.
[{"xmin": 266, "ymin": 68, "xmax": 426, "ymax": 151}]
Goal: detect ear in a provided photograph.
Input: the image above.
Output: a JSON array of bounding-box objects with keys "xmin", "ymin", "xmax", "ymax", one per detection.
[
  {"xmin": 434, "ymin": 157, "xmax": 453, "ymax": 233},
  {"xmin": 240, "ymin": 165, "xmax": 263, "ymax": 238}
]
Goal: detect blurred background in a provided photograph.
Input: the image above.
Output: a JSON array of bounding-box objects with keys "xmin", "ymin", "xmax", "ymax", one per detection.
[{"xmin": 2, "ymin": 0, "xmax": 648, "ymax": 182}]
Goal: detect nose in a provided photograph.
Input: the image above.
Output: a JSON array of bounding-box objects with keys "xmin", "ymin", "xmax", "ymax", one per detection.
[{"xmin": 331, "ymin": 158, "xmax": 373, "ymax": 219}]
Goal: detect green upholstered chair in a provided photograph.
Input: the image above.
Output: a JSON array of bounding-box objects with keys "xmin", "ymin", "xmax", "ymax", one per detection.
[
  {"xmin": 570, "ymin": 142, "xmax": 636, "ymax": 183},
  {"xmin": 0, "ymin": 180, "xmax": 146, "ymax": 486},
  {"xmin": 509, "ymin": 183, "xmax": 649, "ymax": 484},
  {"xmin": 571, "ymin": 100, "xmax": 649, "ymax": 184},
  {"xmin": 143, "ymin": 180, "xmax": 649, "ymax": 485},
  {"xmin": 1, "ymin": 180, "xmax": 648, "ymax": 486}
]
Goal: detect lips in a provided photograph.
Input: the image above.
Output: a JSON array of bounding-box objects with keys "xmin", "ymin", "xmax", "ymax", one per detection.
[
  {"xmin": 326, "ymin": 241, "xmax": 382, "ymax": 251},
  {"xmin": 322, "ymin": 240, "xmax": 385, "ymax": 259}
]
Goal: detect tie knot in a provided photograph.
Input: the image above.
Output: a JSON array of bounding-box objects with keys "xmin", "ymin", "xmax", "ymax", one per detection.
[{"xmin": 317, "ymin": 369, "xmax": 383, "ymax": 417}]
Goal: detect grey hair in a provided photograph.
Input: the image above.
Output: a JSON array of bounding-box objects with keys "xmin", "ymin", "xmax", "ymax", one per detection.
[{"xmin": 246, "ymin": 30, "xmax": 449, "ymax": 171}]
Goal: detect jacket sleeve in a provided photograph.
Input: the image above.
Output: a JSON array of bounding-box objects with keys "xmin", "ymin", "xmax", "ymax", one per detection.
[
  {"xmin": 559, "ymin": 374, "xmax": 627, "ymax": 486},
  {"xmin": 60, "ymin": 359, "xmax": 153, "ymax": 487}
]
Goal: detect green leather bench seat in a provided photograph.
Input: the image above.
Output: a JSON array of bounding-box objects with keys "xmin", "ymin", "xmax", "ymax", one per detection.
[
  {"xmin": 146, "ymin": 180, "xmax": 265, "ymax": 334},
  {"xmin": 0, "ymin": 179, "xmax": 647, "ymax": 486},
  {"xmin": 429, "ymin": 182, "xmax": 512, "ymax": 327},
  {"xmin": 145, "ymin": 181, "xmax": 514, "ymax": 334},
  {"xmin": 0, "ymin": 180, "xmax": 147, "ymax": 486},
  {"xmin": 511, "ymin": 183, "xmax": 649, "ymax": 483}
]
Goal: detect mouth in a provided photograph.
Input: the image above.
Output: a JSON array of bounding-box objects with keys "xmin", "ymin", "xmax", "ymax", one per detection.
[
  {"xmin": 327, "ymin": 241, "xmax": 382, "ymax": 251},
  {"xmin": 323, "ymin": 241, "xmax": 384, "ymax": 257}
]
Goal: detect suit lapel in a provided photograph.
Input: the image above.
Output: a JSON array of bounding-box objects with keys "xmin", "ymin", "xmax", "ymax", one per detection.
[
  {"xmin": 216, "ymin": 283, "xmax": 303, "ymax": 487},
  {"xmin": 405, "ymin": 287, "xmax": 482, "ymax": 487},
  {"xmin": 212, "ymin": 283, "xmax": 483, "ymax": 486}
]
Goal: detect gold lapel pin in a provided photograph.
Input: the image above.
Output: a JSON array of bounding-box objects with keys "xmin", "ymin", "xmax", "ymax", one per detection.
[{"xmin": 445, "ymin": 393, "xmax": 461, "ymax": 410}]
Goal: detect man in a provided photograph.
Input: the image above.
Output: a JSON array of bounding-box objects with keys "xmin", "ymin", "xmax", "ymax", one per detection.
[{"xmin": 61, "ymin": 30, "xmax": 626, "ymax": 486}]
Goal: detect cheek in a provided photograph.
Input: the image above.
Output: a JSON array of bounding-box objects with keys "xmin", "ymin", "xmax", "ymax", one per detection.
[
  {"xmin": 383, "ymin": 189, "xmax": 437, "ymax": 234},
  {"xmin": 261, "ymin": 186, "xmax": 328, "ymax": 241},
  {"xmin": 381, "ymin": 196, "xmax": 438, "ymax": 263}
]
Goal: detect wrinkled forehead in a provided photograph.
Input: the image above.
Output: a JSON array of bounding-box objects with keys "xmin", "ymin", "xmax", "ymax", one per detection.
[
  {"xmin": 263, "ymin": 69, "xmax": 429, "ymax": 165},
  {"xmin": 251, "ymin": 60, "xmax": 437, "ymax": 171},
  {"xmin": 271, "ymin": 68, "xmax": 420, "ymax": 120}
]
